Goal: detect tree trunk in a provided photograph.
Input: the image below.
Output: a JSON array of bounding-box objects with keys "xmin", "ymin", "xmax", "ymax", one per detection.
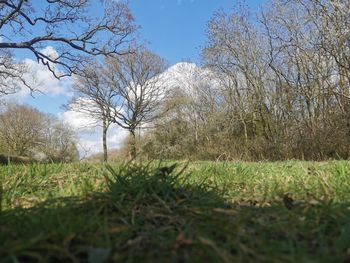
[
  {"xmin": 129, "ymin": 129, "xmax": 137, "ymax": 160},
  {"xmin": 242, "ymin": 118, "xmax": 248, "ymax": 145},
  {"xmin": 102, "ymin": 117, "xmax": 108, "ymax": 162}
]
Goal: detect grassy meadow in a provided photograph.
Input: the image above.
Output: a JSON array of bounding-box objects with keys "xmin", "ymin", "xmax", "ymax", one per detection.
[{"xmin": 1, "ymin": 161, "xmax": 350, "ymax": 262}]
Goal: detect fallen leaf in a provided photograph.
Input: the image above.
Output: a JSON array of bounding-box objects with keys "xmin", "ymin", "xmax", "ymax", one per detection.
[
  {"xmin": 109, "ymin": 226, "xmax": 128, "ymax": 234},
  {"xmin": 175, "ymin": 232, "xmax": 193, "ymax": 249}
]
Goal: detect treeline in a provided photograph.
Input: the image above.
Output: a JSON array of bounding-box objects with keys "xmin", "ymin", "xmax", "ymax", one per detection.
[
  {"xmin": 141, "ymin": 0, "xmax": 350, "ymax": 161},
  {"xmin": 0, "ymin": 103, "xmax": 78, "ymax": 163}
]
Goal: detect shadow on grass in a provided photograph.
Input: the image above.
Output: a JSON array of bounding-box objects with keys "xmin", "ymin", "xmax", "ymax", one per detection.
[{"xmin": 1, "ymin": 163, "xmax": 350, "ymax": 263}]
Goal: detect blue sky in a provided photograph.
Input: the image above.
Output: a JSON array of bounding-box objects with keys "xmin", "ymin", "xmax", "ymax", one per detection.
[
  {"xmin": 130, "ymin": 0, "xmax": 264, "ymax": 65},
  {"xmin": 8, "ymin": 0, "xmax": 265, "ymax": 155}
]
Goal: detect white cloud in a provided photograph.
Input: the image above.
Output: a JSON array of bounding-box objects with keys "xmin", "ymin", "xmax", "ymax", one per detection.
[
  {"xmin": 41, "ymin": 46, "xmax": 59, "ymax": 60},
  {"xmin": 107, "ymin": 127, "xmax": 129, "ymax": 149},
  {"xmin": 60, "ymin": 110, "xmax": 98, "ymax": 131},
  {"xmin": 60, "ymin": 108, "xmax": 129, "ymax": 157},
  {"xmin": 76, "ymin": 124, "xmax": 129, "ymax": 157},
  {"xmin": 23, "ymin": 58, "xmax": 71, "ymax": 96},
  {"xmin": 3, "ymin": 46, "xmax": 72, "ymax": 101}
]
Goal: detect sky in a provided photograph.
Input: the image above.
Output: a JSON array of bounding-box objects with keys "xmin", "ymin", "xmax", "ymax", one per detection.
[
  {"xmin": 5, "ymin": 0, "xmax": 265, "ymax": 156},
  {"xmin": 129, "ymin": 0, "xmax": 263, "ymax": 65}
]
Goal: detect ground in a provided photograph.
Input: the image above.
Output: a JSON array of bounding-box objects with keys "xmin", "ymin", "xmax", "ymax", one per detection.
[{"xmin": 1, "ymin": 161, "xmax": 350, "ymax": 262}]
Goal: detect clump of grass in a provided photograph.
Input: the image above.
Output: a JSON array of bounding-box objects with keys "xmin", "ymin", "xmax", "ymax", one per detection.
[{"xmin": 103, "ymin": 162, "xmax": 221, "ymax": 207}]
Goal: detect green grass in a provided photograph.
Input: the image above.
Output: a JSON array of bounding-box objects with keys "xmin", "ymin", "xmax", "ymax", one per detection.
[{"xmin": 1, "ymin": 160, "xmax": 350, "ymax": 262}]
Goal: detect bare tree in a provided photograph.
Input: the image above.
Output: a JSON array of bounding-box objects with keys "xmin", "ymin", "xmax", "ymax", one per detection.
[
  {"xmin": 0, "ymin": 104, "xmax": 43, "ymax": 155},
  {"xmin": 0, "ymin": 0, "xmax": 135, "ymax": 94},
  {"xmin": 203, "ymin": 6, "xmax": 276, "ymax": 147},
  {"xmin": 67, "ymin": 63, "xmax": 114, "ymax": 162},
  {"xmin": 105, "ymin": 49, "xmax": 167, "ymax": 159},
  {"xmin": 40, "ymin": 113, "xmax": 78, "ymax": 162},
  {"xmin": 0, "ymin": 103, "xmax": 78, "ymax": 161},
  {"xmin": 294, "ymin": 0, "xmax": 350, "ymax": 104}
]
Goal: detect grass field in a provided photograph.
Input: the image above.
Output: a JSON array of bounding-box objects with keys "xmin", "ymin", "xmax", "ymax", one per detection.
[{"xmin": 1, "ymin": 161, "xmax": 350, "ymax": 262}]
